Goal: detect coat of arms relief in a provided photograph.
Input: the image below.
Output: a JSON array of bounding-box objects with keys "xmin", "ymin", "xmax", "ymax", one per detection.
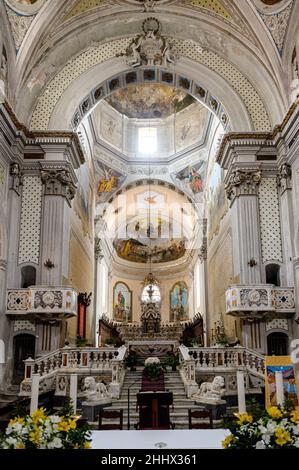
[{"xmin": 118, "ymin": 18, "xmax": 178, "ymax": 67}]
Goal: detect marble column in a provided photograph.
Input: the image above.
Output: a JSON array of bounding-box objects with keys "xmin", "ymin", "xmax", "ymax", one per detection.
[
  {"xmin": 70, "ymin": 374, "xmax": 78, "ymax": 415},
  {"xmin": 30, "ymin": 374, "xmax": 40, "ymax": 414},
  {"xmin": 226, "ymin": 169, "xmax": 262, "ymax": 285},
  {"xmin": 237, "ymin": 370, "xmax": 246, "ymax": 414}
]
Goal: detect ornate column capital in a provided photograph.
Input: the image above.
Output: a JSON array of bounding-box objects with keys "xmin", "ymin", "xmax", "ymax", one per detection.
[
  {"xmin": 78, "ymin": 292, "xmax": 92, "ymax": 307},
  {"xmin": 41, "ymin": 168, "xmax": 77, "ymax": 206},
  {"xmin": 9, "ymin": 162, "xmax": 23, "ymax": 194},
  {"xmin": 95, "ymin": 237, "xmax": 104, "ymax": 261},
  {"xmin": 277, "ymin": 163, "xmax": 292, "ymax": 195},
  {"xmin": 225, "ymin": 169, "xmax": 262, "ymax": 202}
]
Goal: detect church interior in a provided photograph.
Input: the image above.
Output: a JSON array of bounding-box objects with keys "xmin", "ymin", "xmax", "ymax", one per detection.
[{"xmin": 0, "ymin": 0, "xmax": 299, "ymax": 449}]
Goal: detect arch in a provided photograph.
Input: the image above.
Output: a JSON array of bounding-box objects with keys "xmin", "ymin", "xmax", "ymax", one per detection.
[
  {"xmin": 267, "ymin": 331, "xmax": 289, "ymax": 356},
  {"xmin": 265, "ymin": 263, "xmax": 281, "ymax": 286},
  {"xmin": 141, "ymin": 284, "xmax": 161, "ymax": 304},
  {"xmin": 26, "ymin": 30, "xmax": 277, "ymax": 132},
  {"xmin": 21, "ymin": 265, "xmax": 37, "ymax": 288},
  {"xmin": 70, "ymin": 67, "xmax": 230, "ymax": 131},
  {"xmin": 13, "ymin": 333, "xmax": 36, "ymax": 384}
]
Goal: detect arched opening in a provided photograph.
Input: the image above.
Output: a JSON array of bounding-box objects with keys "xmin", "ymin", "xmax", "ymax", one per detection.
[
  {"xmin": 267, "ymin": 332, "xmax": 288, "ymax": 356},
  {"xmin": 13, "ymin": 334, "xmax": 36, "ymax": 384},
  {"xmin": 141, "ymin": 284, "xmax": 161, "ymax": 303},
  {"xmin": 265, "ymin": 264, "xmax": 281, "ymax": 286},
  {"xmin": 21, "ymin": 266, "xmax": 37, "ymax": 288}
]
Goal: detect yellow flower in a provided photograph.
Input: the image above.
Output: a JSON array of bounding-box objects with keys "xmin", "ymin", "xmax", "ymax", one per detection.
[
  {"xmin": 32, "ymin": 408, "xmax": 46, "ymax": 421},
  {"xmin": 275, "ymin": 428, "xmax": 292, "ymax": 447},
  {"xmin": 9, "ymin": 417, "xmax": 25, "ymax": 426},
  {"xmin": 235, "ymin": 412, "xmax": 253, "ymax": 425},
  {"xmin": 290, "ymin": 409, "xmax": 299, "ymax": 424},
  {"xmin": 84, "ymin": 441, "xmax": 91, "ymax": 449},
  {"xmin": 29, "ymin": 429, "xmax": 40, "ymax": 445},
  {"xmin": 73, "ymin": 443, "xmax": 80, "ymax": 449},
  {"xmin": 267, "ymin": 406, "xmax": 283, "ymax": 419},
  {"xmin": 15, "ymin": 442, "xmax": 25, "ymax": 449},
  {"xmin": 58, "ymin": 420, "xmax": 71, "ymax": 432},
  {"xmin": 68, "ymin": 418, "xmax": 77, "ymax": 430},
  {"xmin": 222, "ymin": 434, "xmax": 236, "ymax": 449}
]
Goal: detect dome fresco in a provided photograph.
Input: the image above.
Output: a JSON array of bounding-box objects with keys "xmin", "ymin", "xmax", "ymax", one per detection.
[{"xmin": 105, "ymin": 83, "xmax": 195, "ymax": 119}]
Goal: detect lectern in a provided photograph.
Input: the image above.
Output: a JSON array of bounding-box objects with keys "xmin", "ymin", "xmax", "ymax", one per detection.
[{"xmin": 136, "ymin": 391, "xmax": 174, "ymax": 430}]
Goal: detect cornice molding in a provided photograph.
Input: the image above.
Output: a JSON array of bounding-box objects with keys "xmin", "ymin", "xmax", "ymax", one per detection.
[
  {"xmin": 216, "ymin": 97, "xmax": 299, "ymax": 167},
  {"xmin": 1, "ymin": 101, "xmax": 85, "ymax": 166}
]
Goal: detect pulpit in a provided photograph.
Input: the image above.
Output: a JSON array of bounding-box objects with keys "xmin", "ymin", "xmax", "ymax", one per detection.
[{"xmin": 136, "ymin": 391, "xmax": 174, "ymax": 430}]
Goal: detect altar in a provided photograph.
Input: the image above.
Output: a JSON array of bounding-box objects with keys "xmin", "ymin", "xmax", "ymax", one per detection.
[{"xmin": 91, "ymin": 429, "xmax": 229, "ymax": 449}]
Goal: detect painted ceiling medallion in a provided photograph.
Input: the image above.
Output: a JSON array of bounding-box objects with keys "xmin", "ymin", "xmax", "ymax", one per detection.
[{"xmin": 5, "ymin": 0, "xmax": 46, "ymax": 16}]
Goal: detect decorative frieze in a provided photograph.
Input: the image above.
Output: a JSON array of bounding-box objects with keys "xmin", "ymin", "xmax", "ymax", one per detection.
[
  {"xmin": 225, "ymin": 169, "xmax": 262, "ymax": 201},
  {"xmin": 226, "ymin": 285, "xmax": 295, "ymax": 319},
  {"xmin": 14, "ymin": 320, "xmax": 36, "ymax": 332},
  {"xmin": 6, "ymin": 286, "xmax": 78, "ymax": 319},
  {"xmin": 41, "ymin": 169, "xmax": 77, "ymax": 206},
  {"xmin": 266, "ymin": 314, "xmax": 288, "ymax": 332}
]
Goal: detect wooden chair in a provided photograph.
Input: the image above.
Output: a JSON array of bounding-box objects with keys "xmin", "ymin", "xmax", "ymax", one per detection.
[
  {"xmin": 188, "ymin": 409, "xmax": 213, "ymax": 429},
  {"xmin": 98, "ymin": 409, "xmax": 123, "ymax": 430}
]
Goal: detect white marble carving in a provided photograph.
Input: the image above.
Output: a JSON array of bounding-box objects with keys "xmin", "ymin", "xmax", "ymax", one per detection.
[
  {"xmin": 193, "ymin": 376, "xmax": 225, "ymax": 402},
  {"xmin": 82, "ymin": 376, "xmax": 111, "ymax": 403}
]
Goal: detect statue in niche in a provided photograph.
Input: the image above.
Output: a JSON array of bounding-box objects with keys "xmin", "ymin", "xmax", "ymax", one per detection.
[{"xmin": 291, "ymin": 50, "xmax": 299, "ymax": 103}]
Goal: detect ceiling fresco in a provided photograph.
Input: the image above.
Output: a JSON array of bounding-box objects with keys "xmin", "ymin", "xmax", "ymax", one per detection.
[
  {"xmin": 172, "ymin": 160, "xmax": 206, "ymax": 202},
  {"xmin": 105, "ymin": 84, "xmax": 195, "ymax": 119}
]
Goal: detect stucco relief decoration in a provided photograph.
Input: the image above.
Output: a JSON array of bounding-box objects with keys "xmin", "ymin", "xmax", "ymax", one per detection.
[
  {"xmin": 252, "ymin": 0, "xmax": 294, "ymax": 53},
  {"xmin": 0, "ymin": 164, "xmax": 6, "ymax": 196},
  {"xmin": 118, "ymin": 18, "xmax": 178, "ymax": 67},
  {"xmin": 4, "ymin": 1, "xmax": 47, "ymax": 50}
]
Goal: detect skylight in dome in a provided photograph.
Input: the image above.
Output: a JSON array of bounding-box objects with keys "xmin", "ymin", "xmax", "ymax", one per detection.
[{"xmin": 138, "ymin": 127, "xmax": 157, "ymax": 154}]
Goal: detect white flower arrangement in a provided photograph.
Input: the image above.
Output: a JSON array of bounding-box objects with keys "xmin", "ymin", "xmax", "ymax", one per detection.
[
  {"xmin": 222, "ymin": 406, "xmax": 299, "ymax": 449},
  {"xmin": 0, "ymin": 408, "xmax": 91, "ymax": 450},
  {"xmin": 145, "ymin": 357, "xmax": 160, "ymax": 365}
]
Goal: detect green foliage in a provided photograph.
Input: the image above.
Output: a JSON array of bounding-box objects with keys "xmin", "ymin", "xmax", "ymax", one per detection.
[
  {"xmin": 144, "ymin": 362, "xmax": 166, "ymax": 380},
  {"xmin": 76, "ymin": 335, "xmax": 88, "ymax": 347},
  {"xmin": 12, "ymin": 402, "xmax": 28, "ymax": 419},
  {"xmin": 162, "ymin": 353, "xmax": 179, "ymax": 369},
  {"xmin": 105, "ymin": 336, "xmax": 118, "ymax": 346},
  {"xmin": 190, "ymin": 336, "xmax": 203, "ymax": 347},
  {"xmin": 57, "ymin": 397, "xmax": 75, "ymax": 419}
]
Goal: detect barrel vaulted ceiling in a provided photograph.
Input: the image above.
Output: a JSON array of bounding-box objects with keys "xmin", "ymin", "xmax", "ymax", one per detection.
[{"xmin": 0, "ymin": 0, "xmax": 297, "ymax": 134}]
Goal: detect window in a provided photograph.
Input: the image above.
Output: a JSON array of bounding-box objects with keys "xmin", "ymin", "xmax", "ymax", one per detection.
[
  {"xmin": 138, "ymin": 127, "xmax": 157, "ymax": 154},
  {"xmin": 21, "ymin": 266, "xmax": 36, "ymax": 288},
  {"xmin": 141, "ymin": 284, "xmax": 161, "ymax": 303}
]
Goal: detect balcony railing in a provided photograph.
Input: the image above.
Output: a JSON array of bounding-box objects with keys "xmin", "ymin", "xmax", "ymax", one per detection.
[
  {"xmin": 6, "ymin": 286, "xmax": 77, "ymax": 319},
  {"xmin": 226, "ymin": 284, "xmax": 295, "ymax": 318}
]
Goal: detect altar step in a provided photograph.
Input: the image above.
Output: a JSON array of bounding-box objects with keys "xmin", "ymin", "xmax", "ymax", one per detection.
[{"xmin": 104, "ymin": 370, "xmax": 199, "ymax": 429}]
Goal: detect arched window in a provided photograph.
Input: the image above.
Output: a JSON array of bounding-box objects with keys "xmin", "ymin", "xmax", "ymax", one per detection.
[
  {"xmin": 267, "ymin": 332, "xmax": 288, "ymax": 356},
  {"xmin": 141, "ymin": 284, "xmax": 161, "ymax": 303},
  {"xmin": 21, "ymin": 266, "xmax": 36, "ymax": 288},
  {"xmin": 265, "ymin": 264, "xmax": 280, "ymax": 286}
]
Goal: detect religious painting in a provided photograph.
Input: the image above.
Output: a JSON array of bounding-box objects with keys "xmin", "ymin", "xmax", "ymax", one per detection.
[
  {"xmin": 113, "ymin": 238, "xmax": 186, "ymax": 263},
  {"xmin": 74, "ymin": 163, "xmax": 93, "ymax": 239},
  {"xmin": 206, "ymin": 126, "xmax": 228, "ymax": 240},
  {"xmin": 99, "ymin": 109, "xmax": 122, "ymax": 149},
  {"xmin": 136, "ymin": 190, "xmax": 165, "ymax": 210},
  {"xmin": 96, "ymin": 162, "xmax": 126, "ymax": 202},
  {"xmin": 105, "ymin": 84, "xmax": 195, "ymax": 119},
  {"xmin": 113, "ymin": 282, "xmax": 132, "ymax": 322},
  {"xmin": 172, "ymin": 161, "xmax": 206, "ymax": 201},
  {"xmin": 170, "ymin": 281, "xmax": 188, "ymax": 322},
  {"xmin": 175, "ymin": 105, "xmax": 210, "ymax": 152},
  {"xmin": 265, "ymin": 356, "xmax": 299, "ymax": 408}
]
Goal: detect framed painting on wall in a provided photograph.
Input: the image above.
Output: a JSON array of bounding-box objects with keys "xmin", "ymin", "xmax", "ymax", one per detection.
[
  {"xmin": 265, "ymin": 356, "xmax": 299, "ymax": 408},
  {"xmin": 113, "ymin": 282, "xmax": 132, "ymax": 322},
  {"xmin": 170, "ymin": 281, "xmax": 188, "ymax": 322}
]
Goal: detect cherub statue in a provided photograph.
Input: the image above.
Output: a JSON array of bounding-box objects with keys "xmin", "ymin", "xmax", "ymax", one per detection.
[{"xmin": 193, "ymin": 376, "xmax": 225, "ymax": 401}]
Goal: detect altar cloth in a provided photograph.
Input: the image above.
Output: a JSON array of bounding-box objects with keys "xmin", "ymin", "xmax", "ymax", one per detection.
[{"xmin": 91, "ymin": 429, "xmax": 229, "ymax": 449}]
